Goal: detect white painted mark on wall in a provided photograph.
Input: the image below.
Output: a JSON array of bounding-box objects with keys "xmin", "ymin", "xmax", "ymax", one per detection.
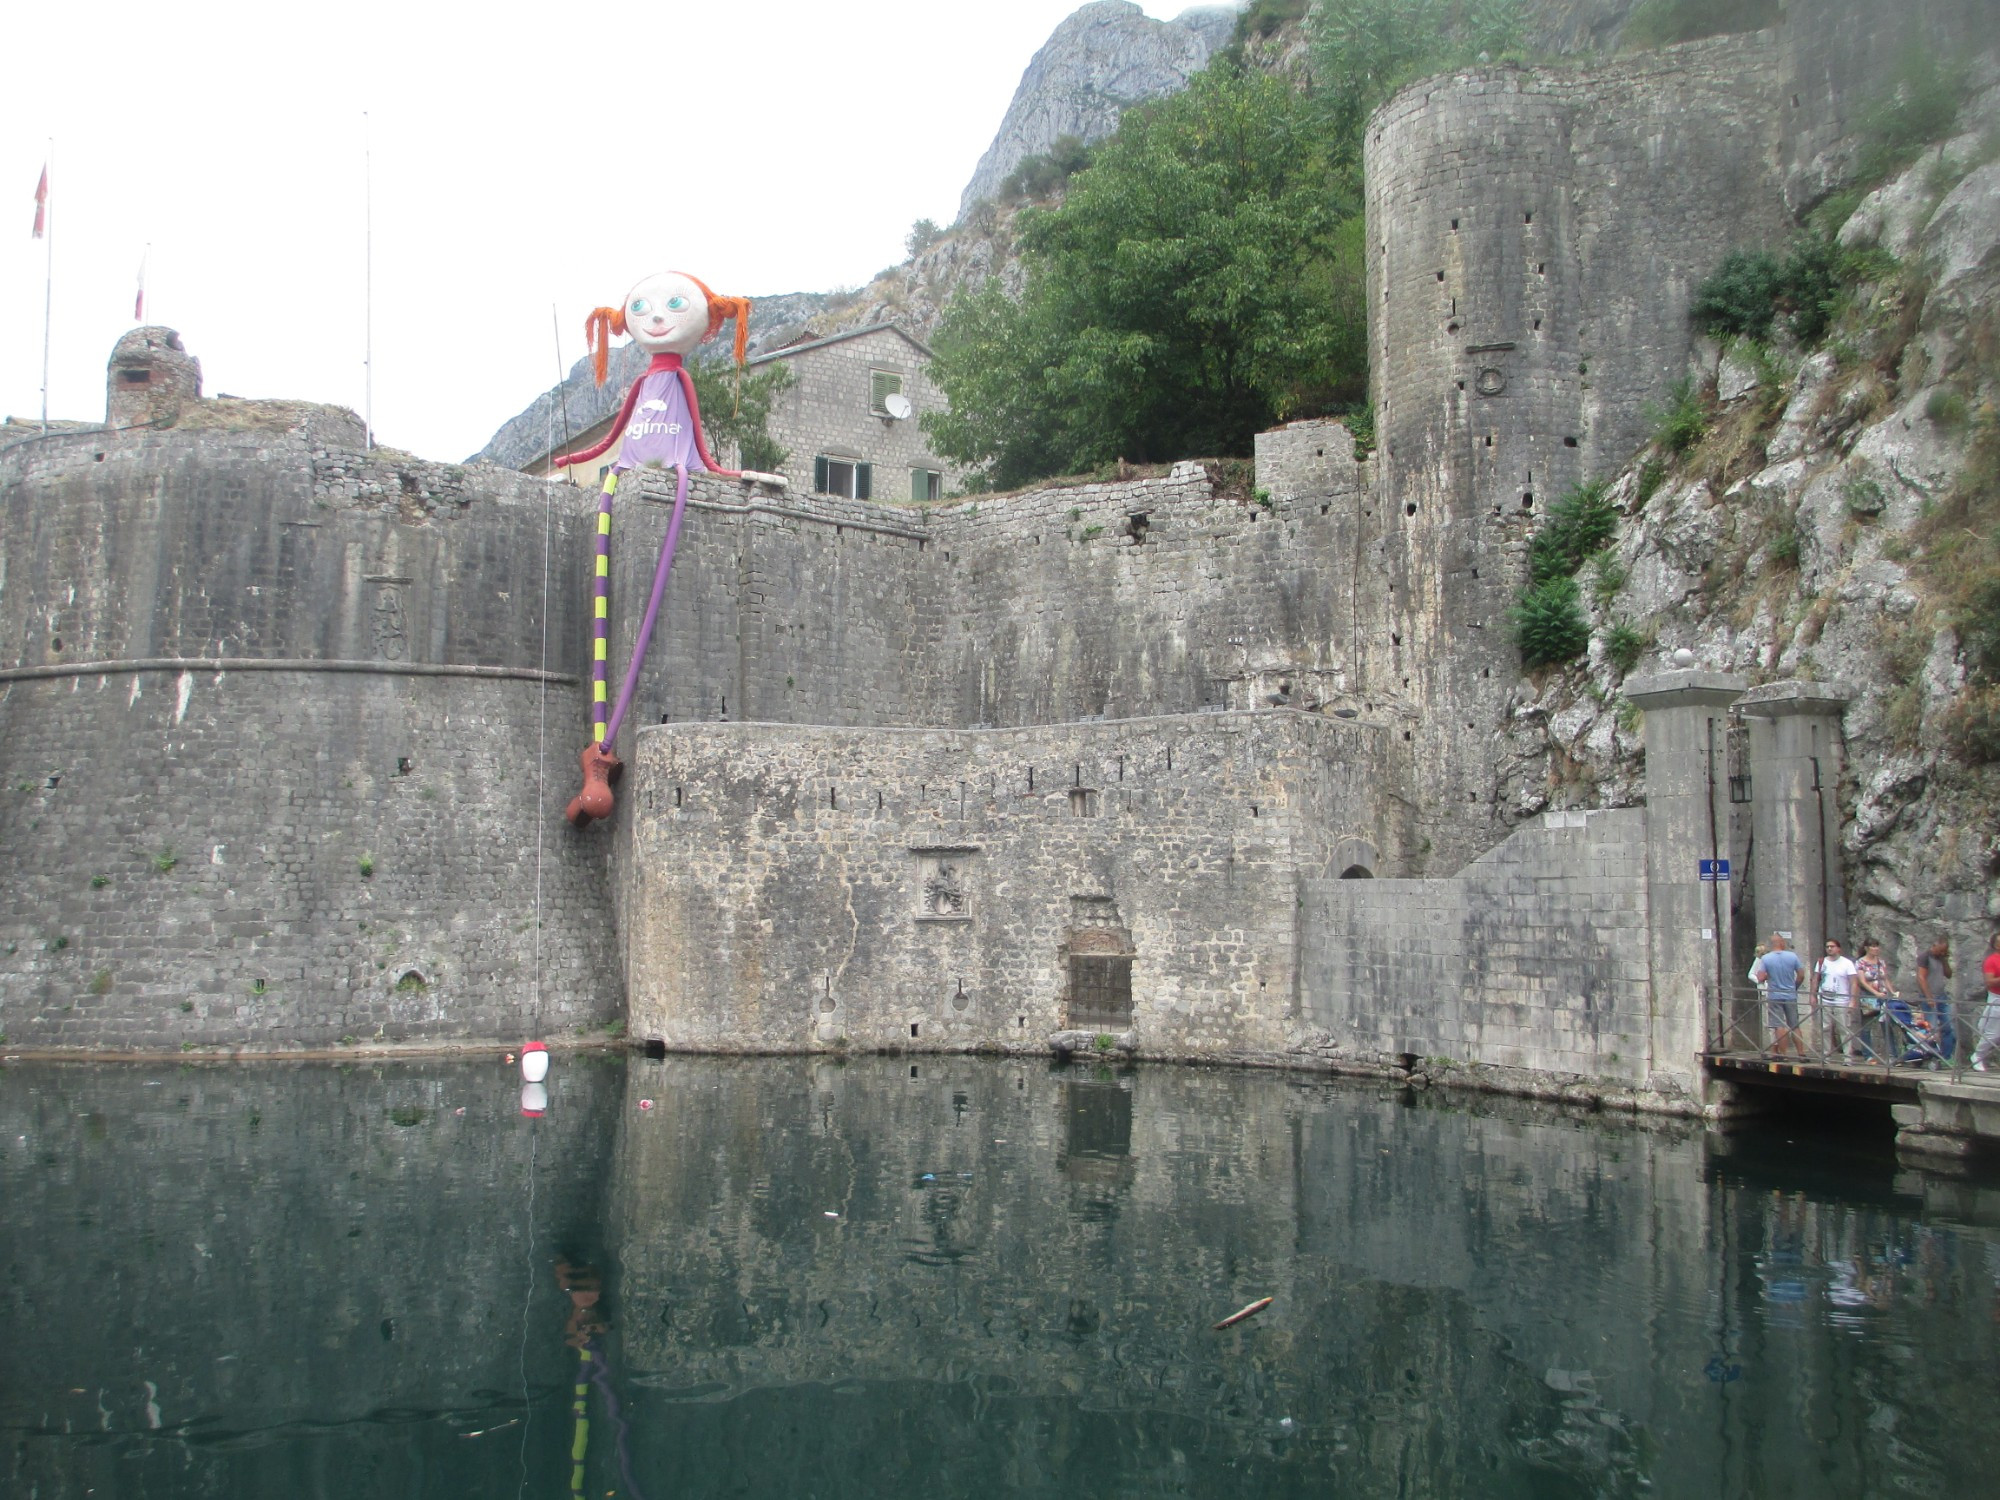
[
  {"xmin": 143, "ymin": 1380, "xmax": 161, "ymax": 1429},
  {"xmin": 174, "ymin": 671, "xmax": 193, "ymax": 724},
  {"xmin": 128, "ymin": 676, "xmax": 143, "ymax": 706},
  {"xmin": 211, "ymin": 845, "xmax": 225, "ymax": 866}
]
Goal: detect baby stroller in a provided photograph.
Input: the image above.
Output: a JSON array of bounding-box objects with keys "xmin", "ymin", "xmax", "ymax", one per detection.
[{"xmin": 1881, "ymin": 996, "xmax": 1951, "ymax": 1067}]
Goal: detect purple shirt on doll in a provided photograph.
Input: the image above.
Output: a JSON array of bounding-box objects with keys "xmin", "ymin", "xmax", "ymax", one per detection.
[{"xmin": 613, "ymin": 369, "xmax": 707, "ymax": 474}]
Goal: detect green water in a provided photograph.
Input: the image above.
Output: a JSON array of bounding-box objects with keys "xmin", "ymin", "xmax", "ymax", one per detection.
[{"xmin": 2, "ymin": 1055, "xmax": 1995, "ymax": 1498}]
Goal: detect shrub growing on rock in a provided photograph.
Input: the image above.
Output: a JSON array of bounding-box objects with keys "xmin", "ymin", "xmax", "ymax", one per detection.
[
  {"xmin": 1529, "ymin": 479, "xmax": 1619, "ymax": 586},
  {"xmin": 1513, "ymin": 577, "xmax": 1590, "ymax": 669}
]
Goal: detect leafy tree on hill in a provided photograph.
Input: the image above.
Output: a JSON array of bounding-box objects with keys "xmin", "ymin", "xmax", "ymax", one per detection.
[
  {"xmin": 925, "ymin": 67, "xmax": 1362, "ymax": 488},
  {"xmin": 926, "ymin": 1, "xmax": 1528, "ymax": 490},
  {"xmin": 687, "ymin": 361, "xmax": 794, "ymax": 474}
]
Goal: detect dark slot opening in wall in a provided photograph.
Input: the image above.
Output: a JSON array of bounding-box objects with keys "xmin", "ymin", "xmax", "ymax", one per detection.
[
  {"xmin": 642, "ymin": 1039, "xmax": 667, "ymax": 1059},
  {"xmin": 1451, "ymin": 218, "xmax": 1459, "ymax": 230},
  {"xmin": 119, "ymin": 369, "xmax": 151, "ymax": 384},
  {"xmin": 1564, "ymin": 436, "xmax": 1578, "ymax": 447},
  {"xmin": 910, "ymin": 1023, "xmax": 920, "ymax": 1039},
  {"xmin": 1069, "ymin": 955, "xmax": 1133, "ymax": 1030}
]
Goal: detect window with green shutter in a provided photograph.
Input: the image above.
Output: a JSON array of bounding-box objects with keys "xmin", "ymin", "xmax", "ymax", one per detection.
[
  {"xmin": 869, "ymin": 370, "xmax": 903, "ymax": 415},
  {"xmin": 911, "ymin": 468, "xmax": 941, "ymax": 502},
  {"xmin": 815, "ymin": 457, "xmax": 869, "ymax": 499}
]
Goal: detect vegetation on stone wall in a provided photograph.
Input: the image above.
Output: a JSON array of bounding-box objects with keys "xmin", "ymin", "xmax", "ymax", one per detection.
[
  {"xmin": 1310, "ymin": 0, "xmax": 1525, "ymax": 153},
  {"xmin": 1619, "ymin": 0, "xmax": 1779, "ymax": 51},
  {"xmin": 1512, "ymin": 577, "xmax": 1590, "ymax": 670},
  {"xmin": 1514, "ymin": 478, "xmax": 1618, "ymax": 669}
]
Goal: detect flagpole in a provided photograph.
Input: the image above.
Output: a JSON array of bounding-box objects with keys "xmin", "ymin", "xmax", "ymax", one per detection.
[
  {"xmin": 40, "ymin": 140, "xmax": 52, "ymax": 433},
  {"xmin": 363, "ymin": 112, "xmax": 373, "ymax": 451}
]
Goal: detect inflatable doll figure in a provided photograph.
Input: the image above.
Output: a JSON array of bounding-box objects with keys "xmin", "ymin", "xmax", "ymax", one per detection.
[{"xmin": 552, "ymin": 271, "xmax": 771, "ymax": 827}]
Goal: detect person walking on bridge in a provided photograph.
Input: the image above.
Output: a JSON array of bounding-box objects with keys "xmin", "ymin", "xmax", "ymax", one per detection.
[
  {"xmin": 1915, "ymin": 936, "xmax": 1955, "ymax": 1068},
  {"xmin": 1972, "ymin": 932, "xmax": 2000, "ymax": 1074},
  {"xmin": 1816, "ymin": 939, "xmax": 1862, "ymax": 1061},
  {"xmin": 1754, "ymin": 934, "xmax": 1807, "ymax": 1057}
]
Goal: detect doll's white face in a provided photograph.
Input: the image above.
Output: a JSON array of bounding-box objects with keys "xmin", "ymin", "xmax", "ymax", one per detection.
[{"xmin": 623, "ymin": 272, "xmax": 709, "ymax": 356}]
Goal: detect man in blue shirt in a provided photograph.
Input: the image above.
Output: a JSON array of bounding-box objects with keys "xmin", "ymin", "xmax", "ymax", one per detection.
[{"xmin": 1753, "ymin": 933, "xmax": 1808, "ymax": 1057}]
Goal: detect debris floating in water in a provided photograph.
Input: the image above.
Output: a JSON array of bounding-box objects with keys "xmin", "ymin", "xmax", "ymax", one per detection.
[
  {"xmin": 823, "ymin": 1210, "xmax": 839, "ymax": 1218},
  {"xmin": 1213, "ymin": 1296, "xmax": 1274, "ymax": 1331}
]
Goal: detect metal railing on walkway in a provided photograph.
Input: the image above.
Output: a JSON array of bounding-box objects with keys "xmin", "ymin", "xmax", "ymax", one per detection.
[{"xmin": 1711, "ymin": 982, "xmax": 2000, "ymax": 1082}]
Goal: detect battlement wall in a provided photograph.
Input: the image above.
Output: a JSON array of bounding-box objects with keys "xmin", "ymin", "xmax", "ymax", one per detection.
[
  {"xmin": 620, "ymin": 711, "xmax": 1409, "ymax": 1059},
  {"xmin": 0, "ymin": 428, "xmax": 619, "ymax": 1048}
]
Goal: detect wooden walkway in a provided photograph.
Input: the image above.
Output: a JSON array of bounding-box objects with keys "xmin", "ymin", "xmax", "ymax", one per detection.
[{"xmin": 1704, "ymin": 1049, "xmax": 1929, "ymax": 1100}]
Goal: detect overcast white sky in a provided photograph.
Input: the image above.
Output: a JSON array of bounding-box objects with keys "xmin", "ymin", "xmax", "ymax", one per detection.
[{"xmin": 0, "ymin": 0, "xmax": 1201, "ymax": 461}]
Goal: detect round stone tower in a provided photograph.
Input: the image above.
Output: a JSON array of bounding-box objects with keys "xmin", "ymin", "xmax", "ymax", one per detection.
[{"xmin": 106, "ymin": 326, "xmax": 201, "ymax": 428}]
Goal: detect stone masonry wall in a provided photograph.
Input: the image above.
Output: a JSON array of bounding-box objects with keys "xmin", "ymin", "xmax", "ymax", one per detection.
[
  {"xmin": 761, "ymin": 327, "xmax": 955, "ymax": 501},
  {"xmin": 1364, "ymin": 39, "xmax": 1793, "ymax": 873},
  {"xmin": 0, "ymin": 427, "xmax": 618, "ymax": 1048},
  {"xmin": 920, "ymin": 427, "xmax": 1392, "ymax": 729},
  {"xmin": 621, "ymin": 712, "xmax": 1407, "ymax": 1059},
  {"xmin": 1304, "ymin": 808, "xmax": 1653, "ymax": 1089}
]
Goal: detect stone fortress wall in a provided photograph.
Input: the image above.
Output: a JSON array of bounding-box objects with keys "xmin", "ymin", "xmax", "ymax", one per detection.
[
  {"xmin": 2, "ymin": 1, "xmax": 1979, "ymax": 1087},
  {"xmin": 622, "ymin": 712, "xmax": 1407, "ymax": 1059},
  {"xmin": 0, "ymin": 421, "xmax": 620, "ymax": 1049}
]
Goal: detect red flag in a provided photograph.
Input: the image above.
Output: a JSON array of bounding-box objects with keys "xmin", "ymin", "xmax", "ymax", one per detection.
[
  {"xmin": 31, "ymin": 167, "xmax": 47, "ymax": 239},
  {"xmin": 135, "ymin": 248, "xmax": 148, "ymax": 322}
]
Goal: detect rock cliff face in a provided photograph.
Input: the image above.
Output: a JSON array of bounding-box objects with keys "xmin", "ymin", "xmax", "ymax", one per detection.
[
  {"xmin": 956, "ymin": 1, "xmax": 1235, "ymax": 220},
  {"xmin": 1493, "ymin": 70, "xmax": 2000, "ymax": 958}
]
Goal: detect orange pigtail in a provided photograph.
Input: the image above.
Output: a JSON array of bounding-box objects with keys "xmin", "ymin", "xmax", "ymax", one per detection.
[
  {"xmin": 674, "ymin": 273, "xmax": 752, "ymax": 368},
  {"xmin": 583, "ymin": 305, "xmax": 627, "ymax": 386}
]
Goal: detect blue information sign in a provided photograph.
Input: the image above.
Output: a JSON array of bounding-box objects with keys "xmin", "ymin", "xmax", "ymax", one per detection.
[{"xmin": 1699, "ymin": 859, "xmax": 1731, "ymax": 882}]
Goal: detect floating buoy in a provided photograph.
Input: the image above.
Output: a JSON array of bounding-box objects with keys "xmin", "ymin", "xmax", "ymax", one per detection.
[
  {"xmin": 637, "ymin": 1098, "xmax": 655, "ymax": 1111},
  {"xmin": 520, "ymin": 1041, "xmax": 549, "ymax": 1083},
  {"xmin": 519, "ymin": 1082, "xmax": 548, "ymax": 1117}
]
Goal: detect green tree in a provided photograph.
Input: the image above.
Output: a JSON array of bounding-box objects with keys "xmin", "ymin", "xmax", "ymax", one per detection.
[
  {"xmin": 687, "ymin": 361, "xmax": 794, "ymax": 473},
  {"xmin": 1312, "ymin": 0, "xmax": 1524, "ymax": 162},
  {"xmin": 925, "ymin": 67, "xmax": 1363, "ymax": 488}
]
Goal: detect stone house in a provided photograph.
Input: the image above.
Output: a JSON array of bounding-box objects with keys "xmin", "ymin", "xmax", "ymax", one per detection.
[{"xmin": 528, "ymin": 323, "xmax": 956, "ymax": 503}]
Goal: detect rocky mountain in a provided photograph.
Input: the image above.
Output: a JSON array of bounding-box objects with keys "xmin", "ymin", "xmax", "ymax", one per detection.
[{"xmin": 956, "ymin": 1, "xmax": 1238, "ymax": 220}]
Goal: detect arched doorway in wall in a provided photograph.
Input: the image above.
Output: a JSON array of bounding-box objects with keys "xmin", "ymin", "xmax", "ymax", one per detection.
[{"xmin": 1339, "ymin": 864, "xmax": 1374, "ymax": 879}]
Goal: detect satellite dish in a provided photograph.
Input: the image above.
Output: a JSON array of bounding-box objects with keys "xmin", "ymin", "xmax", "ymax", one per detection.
[{"xmin": 883, "ymin": 392, "xmax": 913, "ymax": 420}]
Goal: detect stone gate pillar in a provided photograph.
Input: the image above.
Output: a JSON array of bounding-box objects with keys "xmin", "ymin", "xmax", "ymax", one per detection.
[
  {"xmin": 1737, "ymin": 680, "xmax": 1849, "ymax": 958},
  {"xmin": 1627, "ymin": 671, "xmax": 1746, "ymax": 1090}
]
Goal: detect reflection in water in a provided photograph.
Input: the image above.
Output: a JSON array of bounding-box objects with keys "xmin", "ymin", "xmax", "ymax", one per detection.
[{"xmin": 0, "ymin": 1055, "xmax": 1995, "ymax": 1497}]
